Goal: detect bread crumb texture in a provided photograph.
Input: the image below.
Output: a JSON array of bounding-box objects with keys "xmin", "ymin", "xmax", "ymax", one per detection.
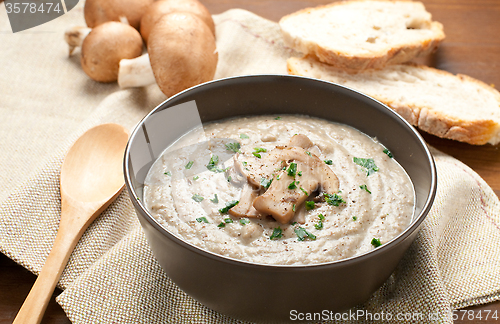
[{"xmin": 280, "ymin": 0, "xmax": 445, "ymax": 70}]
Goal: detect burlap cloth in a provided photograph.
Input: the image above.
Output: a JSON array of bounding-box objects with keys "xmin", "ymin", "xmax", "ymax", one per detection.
[{"xmin": 1, "ymin": 2, "xmax": 499, "ymax": 323}]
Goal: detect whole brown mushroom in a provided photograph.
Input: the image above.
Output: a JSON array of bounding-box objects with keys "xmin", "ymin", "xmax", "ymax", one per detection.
[
  {"xmin": 81, "ymin": 22, "xmax": 143, "ymax": 83},
  {"xmin": 147, "ymin": 12, "xmax": 218, "ymax": 97},
  {"xmin": 140, "ymin": 0, "xmax": 215, "ymax": 44},
  {"xmin": 84, "ymin": 0, "xmax": 154, "ymax": 30}
]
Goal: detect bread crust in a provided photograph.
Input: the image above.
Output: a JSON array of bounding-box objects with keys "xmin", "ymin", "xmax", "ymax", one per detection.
[
  {"xmin": 287, "ymin": 57, "xmax": 500, "ymax": 145},
  {"xmin": 280, "ymin": 0, "xmax": 445, "ymax": 71}
]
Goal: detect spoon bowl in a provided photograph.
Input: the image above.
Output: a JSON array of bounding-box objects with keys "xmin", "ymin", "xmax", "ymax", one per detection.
[{"xmin": 13, "ymin": 123, "xmax": 129, "ymax": 324}]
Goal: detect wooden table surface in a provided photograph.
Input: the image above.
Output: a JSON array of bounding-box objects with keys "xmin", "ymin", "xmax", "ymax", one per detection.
[{"xmin": 1, "ymin": 0, "xmax": 499, "ymax": 323}]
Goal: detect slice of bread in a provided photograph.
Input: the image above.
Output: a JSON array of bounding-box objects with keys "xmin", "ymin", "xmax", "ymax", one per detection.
[
  {"xmin": 287, "ymin": 56, "xmax": 500, "ymax": 145},
  {"xmin": 279, "ymin": 0, "xmax": 445, "ymax": 71}
]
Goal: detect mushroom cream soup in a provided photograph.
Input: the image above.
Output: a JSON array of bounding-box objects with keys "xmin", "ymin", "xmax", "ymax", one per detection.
[{"xmin": 143, "ymin": 115, "xmax": 415, "ymax": 265}]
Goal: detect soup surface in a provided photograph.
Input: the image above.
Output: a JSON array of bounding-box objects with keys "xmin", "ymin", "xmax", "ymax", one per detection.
[{"xmin": 144, "ymin": 115, "xmax": 414, "ymax": 265}]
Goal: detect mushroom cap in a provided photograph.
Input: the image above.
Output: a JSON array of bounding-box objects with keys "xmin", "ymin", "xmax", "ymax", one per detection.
[
  {"xmin": 147, "ymin": 12, "xmax": 218, "ymax": 97},
  {"xmin": 140, "ymin": 0, "xmax": 215, "ymax": 44},
  {"xmin": 81, "ymin": 22, "xmax": 143, "ymax": 83},
  {"xmin": 84, "ymin": 0, "xmax": 154, "ymax": 30}
]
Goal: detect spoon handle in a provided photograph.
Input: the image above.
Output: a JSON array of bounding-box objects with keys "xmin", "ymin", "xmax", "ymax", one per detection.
[{"xmin": 13, "ymin": 207, "xmax": 89, "ymax": 324}]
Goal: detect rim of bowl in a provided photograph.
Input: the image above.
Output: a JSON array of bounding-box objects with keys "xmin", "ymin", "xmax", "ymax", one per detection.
[{"xmin": 124, "ymin": 74, "xmax": 437, "ymax": 269}]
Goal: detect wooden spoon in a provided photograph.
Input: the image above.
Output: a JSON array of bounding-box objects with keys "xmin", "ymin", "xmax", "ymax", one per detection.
[{"xmin": 13, "ymin": 123, "xmax": 129, "ymax": 324}]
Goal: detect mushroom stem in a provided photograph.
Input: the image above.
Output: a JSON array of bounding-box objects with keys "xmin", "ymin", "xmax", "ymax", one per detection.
[
  {"xmin": 64, "ymin": 26, "xmax": 91, "ymax": 56},
  {"xmin": 117, "ymin": 54, "xmax": 156, "ymax": 88}
]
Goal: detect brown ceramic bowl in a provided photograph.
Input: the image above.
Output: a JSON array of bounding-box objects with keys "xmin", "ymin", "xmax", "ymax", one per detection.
[{"xmin": 124, "ymin": 75, "xmax": 437, "ymax": 323}]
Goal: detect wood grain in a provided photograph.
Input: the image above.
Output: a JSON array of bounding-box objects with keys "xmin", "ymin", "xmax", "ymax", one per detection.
[{"xmin": 1, "ymin": 0, "xmax": 499, "ymax": 323}]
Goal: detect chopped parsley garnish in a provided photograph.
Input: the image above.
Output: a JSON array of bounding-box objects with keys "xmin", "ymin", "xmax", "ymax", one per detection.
[
  {"xmin": 288, "ymin": 180, "xmax": 297, "ymax": 190},
  {"xmin": 196, "ymin": 217, "xmax": 209, "ymax": 223},
  {"xmin": 219, "ymin": 200, "xmax": 239, "ymax": 214},
  {"xmin": 371, "ymin": 238, "xmax": 382, "ymax": 247},
  {"xmin": 192, "ymin": 194, "xmax": 204, "ymax": 202},
  {"xmin": 315, "ymin": 214, "xmax": 325, "ymax": 230},
  {"xmin": 324, "ymin": 160, "xmax": 333, "ymax": 165},
  {"xmin": 217, "ymin": 222, "xmax": 225, "ymax": 228},
  {"xmin": 240, "ymin": 133, "xmax": 249, "ymax": 139},
  {"xmin": 287, "ymin": 162, "xmax": 297, "ymax": 177},
  {"xmin": 206, "ymin": 155, "xmax": 224, "ymax": 173},
  {"xmin": 210, "ymin": 194, "xmax": 219, "ymax": 204},
  {"xmin": 270, "ymin": 227, "xmax": 283, "ymax": 240},
  {"xmin": 306, "ymin": 151, "xmax": 312, "ymax": 156},
  {"xmin": 292, "ymin": 204, "xmax": 296, "ymax": 212},
  {"xmin": 240, "ymin": 218, "xmax": 250, "ymax": 225},
  {"xmin": 164, "ymin": 171, "xmax": 172, "ymax": 176},
  {"xmin": 383, "ymin": 148, "xmax": 393, "ymax": 158},
  {"xmin": 225, "ymin": 142, "xmax": 241, "ymax": 153},
  {"xmin": 253, "ymin": 152, "xmax": 262, "ymax": 158},
  {"xmin": 193, "ymin": 176, "xmax": 199, "ymax": 181},
  {"xmin": 305, "ymin": 201, "xmax": 315, "ymax": 210},
  {"xmin": 224, "ymin": 218, "xmax": 233, "ymax": 223},
  {"xmin": 353, "ymin": 157, "xmax": 379, "ymax": 176},
  {"xmin": 276, "ymin": 174, "xmax": 281, "ymax": 180},
  {"xmin": 360, "ymin": 184, "xmax": 371, "ymax": 194},
  {"xmin": 300, "ymin": 187, "xmax": 309, "ymax": 196},
  {"xmin": 294, "ymin": 227, "xmax": 316, "ymax": 241},
  {"xmin": 227, "ymin": 176, "xmax": 232, "ymax": 182},
  {"xmin": 274, "ymin": 116, "xmax": 282, "ymax": 120},
  {"xmin": 260, "ymin": 177, "xmax": 273, "ymax": 189},
  {"xmin": 324, "ymin": 193, "xmax": 346, "ymax": 206},
  {"xmin": 185, "ymin": 161, "xmax": 194, "ymax": 169},
  {"xmin": 298, "ymin": 171, "xmax": 302, "ymax": 176},
  {"xmin": 254, "ymin": 147, "xmax": 267, "ymax": 153},
  {"xmin": 352, "ymin": 216, "xmax": 357, "ymax": 221}
]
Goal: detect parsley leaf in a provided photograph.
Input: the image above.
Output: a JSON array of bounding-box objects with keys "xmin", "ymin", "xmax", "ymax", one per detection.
[
  {"xmin": 210, "ymin": 194, "xmax": 219, "ymax": 204},
  {"xmin": 193, "ymin": 176, "xmax": 199, "ymax": 181},
  {"xmin": 164, "ymin": 171, "xmax": 172, "ymax": 176},
  {"xmin": 206, "ymin": 155, "xmax": 225, "ymax": 173},
  {"xmin": 252, "ymin": 152, "xmax": 261, "ymax": 158},
  {"xmin": 371, "ymin": 238, "xmax": 382, "ymax": 247},
  {"xmin": 383, "ymin": 148, "xmax": 393, "ymax": 158},
  {"xmin": 360, "ymin": 184, "xmax": 371, "ymax": 194},
  {"xmin": 270, "ymin": 227, "xmax": 283, "ymax": 240},
  {"xmin": 240, "ymin": 133, "xmax": 249, "ymax": 139},
  {"xmin": 305, "ymin": 201, "xmax": 315, "ymax": 210},
  {"xmin": 300, "ymin": 187, "xmax": 309, "ymax": 196},
  {"xmin": 225, "ymin": 142, "xmax": 241, "ymax": 153},
  {"xmin": 254, "ymin": 147, "xmax": 267, "ymax": 153},
  {"xmin": 294, "ymin": 227, "xmax": 316, "ymax": 241},
  {"xmin": 274, "ymin": 116, "xmax": 282, "ymax": 120},
  {"xmin": 324, "ymin": 160, "xmax": 333, "ymax": 165},
  {"xmin": 298, "ymin": 171, "xmax": 302, "ymax": 176},
  {"xmin": 192, "ymin": 194, "xmax": 204, "ymax": 202},
  {"xmin": 260, "ymin": 177, "xmax": 273, "ymax": 189},
  {"xmin": 196, "ymin": 217, "xmax": 209, "ymax": 223},
  {"xmin": 315, "ymin": 214, "xmax": 324, "ymax": 230},
  {"xmin": 224, "ymin": 218, "xmax": 233, "ymax": 223},
  {"xmin": 306, "ymin": 151, "xmax": 312, "ymax": 156},
  {"xmin": 353, "ymin": 157, "xmax": 379, "ymax": 176},
  {"xmin": 288, "ymin": 180, "xmax": 297, "ymax": 190},
  {"xmin": 219, "ymin": 200, "xmax": 239, "ymax": 214},
  {"xmin": 218, "ymin": 222, "xmax": 225, "ymax": 228},
  {"xmin": 240, "ymin": 218, "xmax": 250, "ymax": 225},
  {"xmin": 287, "ymin": 162, "xmax": 297, "ymax": 177},
  {"xmin": 324, "ymin": 193, "xmax": 345, "ymax": 206},
  {"xmin": 185, "ymin": 161, "xmax": 194, "ymax": 169},
  {"xmin": 352, "ymin": 216, "xmax": 357, "ymax": 221}
]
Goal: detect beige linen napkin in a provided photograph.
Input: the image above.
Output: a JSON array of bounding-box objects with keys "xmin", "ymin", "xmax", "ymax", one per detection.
[{"xmin": 0, "ymin": 5, "xmax": 499, "ymax": 324}]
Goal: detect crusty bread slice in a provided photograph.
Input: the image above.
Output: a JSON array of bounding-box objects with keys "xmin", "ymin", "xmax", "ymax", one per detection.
[
  {"xmin": 287, "ymin": 56, "xmax": 500, "ymax": 145},
  {"xmin": 279, "ymin": 0, "xmax": 445, "ymax": 71}
]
